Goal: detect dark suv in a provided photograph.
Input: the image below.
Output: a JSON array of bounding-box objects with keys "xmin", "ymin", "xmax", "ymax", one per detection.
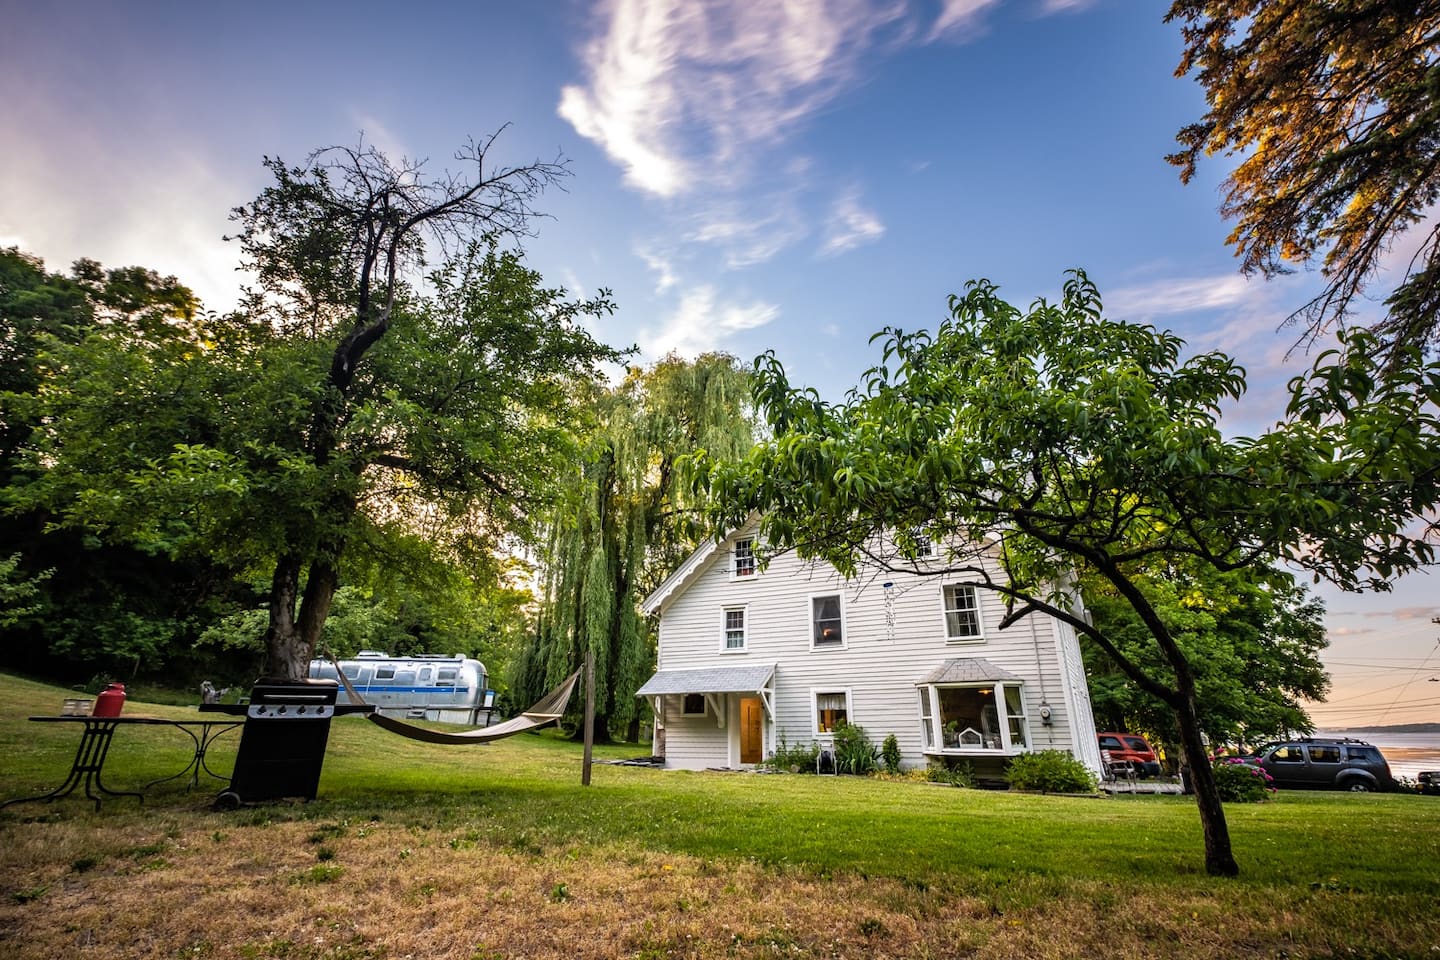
[{"xmin": 1247, "ymin": 738, "xmax": 1395, "ymax": 792}]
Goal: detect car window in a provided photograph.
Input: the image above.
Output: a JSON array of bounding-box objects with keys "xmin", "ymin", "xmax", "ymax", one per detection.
[
  {"xmin": 1270, "ymin": 746, "xmax": 1305, "ymax": 763},
  {"xmin": 1308, "ymin": 745, "xmax": 1341, "ymax": 764},
  {"xmin": 1099, "ymin": 736, "xmax": 1123, "ymax": 750},
  {"xmin": 1122, "ymin": 737, "xmax": 1149, "ymax": 752},
  {"xmin": 1349, "ymin": 746, "xmax": 1383, "ymax": 762}
]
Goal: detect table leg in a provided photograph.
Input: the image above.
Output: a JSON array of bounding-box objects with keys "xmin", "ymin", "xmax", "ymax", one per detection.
[{"xmin": 1, "ymin": 720, "xmax": 143, "ymax": 812}]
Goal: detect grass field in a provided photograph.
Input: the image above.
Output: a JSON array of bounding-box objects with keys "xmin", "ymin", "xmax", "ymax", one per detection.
[{"xmin": 2, "ymin": 672, "xmax": 1437, "ymax": 959}]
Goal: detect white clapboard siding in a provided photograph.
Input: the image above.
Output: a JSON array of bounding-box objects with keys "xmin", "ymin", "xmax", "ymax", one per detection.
[{"xmin": 651, "ymin": 522, "xmax": 1098, "ymax": 771}]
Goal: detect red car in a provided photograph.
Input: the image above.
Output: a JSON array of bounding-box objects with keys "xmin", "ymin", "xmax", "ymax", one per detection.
[{"xmin": 1097, "ymin": 732, "xmax": 1161, "ymax": 778}]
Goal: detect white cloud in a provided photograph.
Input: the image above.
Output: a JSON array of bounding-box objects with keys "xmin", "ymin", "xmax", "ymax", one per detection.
[
  {"xmin": 640, "ymin": 285, "xmax": 779, "ymax": 358},
  {"xmin": 558, "ymin": 0, "xmax": 912, "ymax": 198},
  {"xmin": 1037, "ymin": 0, "xmax": 1099, "ymax": 14},
  {"xmin": 818, "ymin": 188, "xmax": 885, "ymax": 257},
  {"xmin": 686, "ymin": 200, "xmax": 810, "ymax": 269},
  {"xmin": 1107, "ymin": 274, "xmax": 1253, "ymax": 318},
  {"xmin": 635, "ymin": 244, "xmax": 680, "ymax": 294},
  {"xmin": 929, "ymin": 0, "xmax": 1002, "ymax": 41}
]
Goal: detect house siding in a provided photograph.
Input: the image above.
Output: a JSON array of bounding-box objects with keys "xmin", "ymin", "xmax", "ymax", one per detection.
[{"xmin": 651, "ymin": 524, "xmax": 1100, "ymax": 773}]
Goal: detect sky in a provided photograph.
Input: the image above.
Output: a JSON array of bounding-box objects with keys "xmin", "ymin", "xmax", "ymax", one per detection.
[{"xmin": 2, "ymin": 0, "xmax": 1436, "ymax": 726}]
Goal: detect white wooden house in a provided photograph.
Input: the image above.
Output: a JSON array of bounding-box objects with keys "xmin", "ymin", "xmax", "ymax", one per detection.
[{"xmin": 637, "ymin": 521, "xmax": 1102, "ymax": 777}]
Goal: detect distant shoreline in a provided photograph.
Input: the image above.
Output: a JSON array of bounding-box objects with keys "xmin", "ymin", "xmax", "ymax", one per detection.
[{"xmin": 1324, "ymin": 722, "xmax": 1440, "ymax": 735}]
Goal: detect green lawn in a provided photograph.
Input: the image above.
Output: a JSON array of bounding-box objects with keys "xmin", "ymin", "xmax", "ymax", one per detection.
[{"xmin": 2, "ymin": 671, "xmax": 1437, "ymax": 959}]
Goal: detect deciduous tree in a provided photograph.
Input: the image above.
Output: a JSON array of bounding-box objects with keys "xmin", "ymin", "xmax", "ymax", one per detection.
[
  {"xmin": 1168, "ymin": 0, "xmax": 1440, "ymax": 354},
  {"xmin": 697, "ymin": 271, "xmax": 1440, "ymax": 876},
  {"xmin": 1083, "ymin": 564, "xmax": 1328, "ymax": 757},
  {"xmin": 517, "ymin": 353, "xmax": 755, "ymax": 741}
]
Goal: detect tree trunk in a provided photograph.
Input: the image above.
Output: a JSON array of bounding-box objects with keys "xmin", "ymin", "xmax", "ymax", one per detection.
[
  {"xmin": 262, "ymin": 554, "xmax": 306, "ymax": 679},
  {"xmin": 1174, "ymin": 694, "xmax": 1239, "ymax": 877}
]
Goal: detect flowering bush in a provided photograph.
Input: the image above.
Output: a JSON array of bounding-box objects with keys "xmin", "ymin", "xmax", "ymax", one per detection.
[{"xmin": 1212, "ymin": 756, "xmax": 1275, "ymax": 802}]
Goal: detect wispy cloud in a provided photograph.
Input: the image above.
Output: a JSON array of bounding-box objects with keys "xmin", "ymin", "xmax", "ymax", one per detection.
[
  {"xmin": 929, "ymin": 0, "xmax": 1002, "ymax": 41},
  {"xmin": 1107, "ymin": 274, "xmax": 1253, "ymax": 318},
  {"xmin": 639, "ymin": 285, "xmax": 779, "ymax": 359},
  {"xmin": 1365, "ymin": 607, "xmax": 1439, "ymax": 621},
  {"xmin": 635, "ymin": 244, "xmax": 679, "ymax": 294},
  {"xmin": 1038, "ymin": 0, "xmax": 1099, "ymax": 14},
  {"xmin": 559, "ymin": 0, "xmax": 912, "ymax": 198},
  {"xmin": 818, "ymin": 188, "xmax": 885, "ymax": 258}
]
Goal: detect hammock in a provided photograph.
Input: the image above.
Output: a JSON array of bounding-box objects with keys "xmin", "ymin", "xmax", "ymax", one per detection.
[{"xmin": 328, "ymin": 653, "xmax": 581, "ymax": 746}]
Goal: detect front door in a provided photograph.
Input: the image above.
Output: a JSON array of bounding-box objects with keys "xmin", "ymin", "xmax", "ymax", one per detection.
[{"xmin": 739, "ymin": 696, "xmax": 763, "ymax": 764}]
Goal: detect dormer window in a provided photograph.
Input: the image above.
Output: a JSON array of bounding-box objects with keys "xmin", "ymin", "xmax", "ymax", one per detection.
[{"xmin": 733, "ymin": 538, "xmax": 756, "ymax": 578}]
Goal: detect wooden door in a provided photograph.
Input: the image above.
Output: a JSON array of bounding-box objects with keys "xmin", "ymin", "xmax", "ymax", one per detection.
[{"xmin": 739, "ymin": 696, "xmax": 763, "ymax": 764}]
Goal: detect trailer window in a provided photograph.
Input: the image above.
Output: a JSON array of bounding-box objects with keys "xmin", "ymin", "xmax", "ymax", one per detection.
[
  {"xmin": 375, "ymin": 667, "xmax": 396, "ymax": 681},
  {"xmin": 437, "ymin": 669, "xmax": 457, "ymax": 685},
  {"xmin": 419, "ymin": 667, "xmax": 432, "ymax": 682},
  {"xmin": 395, "ymin": 671, "xmax": 416, "ymax": 686},
  {"xmin": 341, "ymin": 665, "xmax": 360, "ymax": 679}
]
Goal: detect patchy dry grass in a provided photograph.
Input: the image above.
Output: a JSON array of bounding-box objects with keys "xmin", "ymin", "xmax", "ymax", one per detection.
[{"xmin": 2, "ymin": 673, "xmax": 1438, "ymax": 958}]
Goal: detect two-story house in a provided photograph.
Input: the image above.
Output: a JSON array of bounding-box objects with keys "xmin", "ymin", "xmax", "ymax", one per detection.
[{"xmin": 636, "ymin": 520, "xmax": 1102, "ymax": 777}]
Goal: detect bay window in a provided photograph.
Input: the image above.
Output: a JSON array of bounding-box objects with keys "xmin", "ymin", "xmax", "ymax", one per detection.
[{"xmin": 917, "ymin": 682, "xmax": 1029, "ymax": 753}]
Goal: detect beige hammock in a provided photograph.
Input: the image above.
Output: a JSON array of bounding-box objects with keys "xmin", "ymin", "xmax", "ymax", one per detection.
[{"xmin": 329, "ymin": 656, "xmax": 581, "ymax": 746}]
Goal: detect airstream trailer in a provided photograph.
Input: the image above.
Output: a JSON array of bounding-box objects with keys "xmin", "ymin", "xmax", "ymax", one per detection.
[{"xmin": 308, "ymin": 651, "xmax": 496, "ymax": 725}]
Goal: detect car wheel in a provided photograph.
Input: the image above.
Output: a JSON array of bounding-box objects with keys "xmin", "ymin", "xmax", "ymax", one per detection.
[{"xmin": 1342, "ymin": 779, "xmax": 1372, "ymax": 793}]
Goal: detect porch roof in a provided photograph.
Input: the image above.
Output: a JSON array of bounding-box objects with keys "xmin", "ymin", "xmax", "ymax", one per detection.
[
  {"xmin": 636, "ymin": 663, "xmax": 776, "ymax": 697},
  {"xmin": 917, "ymin": 657, "xmax": 1022, "ymax": 685}
]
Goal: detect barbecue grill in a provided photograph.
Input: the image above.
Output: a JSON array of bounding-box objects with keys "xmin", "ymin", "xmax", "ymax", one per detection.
[{"xmin": 202, "ymin": 677, "xmax": 372, "ymax": 808}]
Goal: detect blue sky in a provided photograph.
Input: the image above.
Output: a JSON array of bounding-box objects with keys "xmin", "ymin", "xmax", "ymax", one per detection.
[{"xmin": 3, "ymin": 0, "xmax": 1436, "ymax": 725}]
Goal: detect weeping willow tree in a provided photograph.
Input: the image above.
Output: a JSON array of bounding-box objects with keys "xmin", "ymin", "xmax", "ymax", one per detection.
[{"xmin": 512, "ymin": 353, "xmax": 756, "ymax": 741}]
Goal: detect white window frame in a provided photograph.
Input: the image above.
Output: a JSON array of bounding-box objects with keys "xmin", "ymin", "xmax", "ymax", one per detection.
[
  {"xmin": 940, "ymin": 583, "xmax": 985, "ymax": 643},
  {"xmin": 811, "ymin": 687, "xmax": 853, "ymax": 736},
  {"xmin": 720, "ymin": 605, "xmax": 748, "ymax": 653},
  {"xmin": 809, "ymin": 592, "xmax": 847, "ymax": 650},
  {"xmin": 919, "ymin": 682, "xmax": 1029, "ymax": 754},
  {"xmin": 732, "ymin": 537, "xmax": 758, "ymax": 580},
  {"xmin": 681, "ymin": 693, "xmax": 707, "ymax": 717}
]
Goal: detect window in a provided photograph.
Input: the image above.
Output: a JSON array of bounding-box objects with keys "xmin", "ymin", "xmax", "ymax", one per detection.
[
  {"xmin": 375, "ymin": 666, "xmax": 396, "ymax": 681},
  {"xmin": 733, "ymin": 538, "xmax": 756, "ymax": 578},
  {"xmin": 682, "ymin": 693, "xmax": 706, "ymax": 716},
  {"xmin": 943, "ymin": 585, "xmax": 983, "ymax": 641},
  {"xmin": 812, "ymin": 594, "xmax": 844, "ymax": 647},
  {"xmin": 1309, "ymin": 745, "xmax": 1341, "ymax": 764},
  {"xmin": 918, "ymin": 689, "xmax": 935, "ymax": 748},
  {"xmin": 815, "ymin": 691, "xmax": 849, "ymax": 733},
  {"xmin": 919, "ymin": 683, "xmax": 1028, "ymax": 753},
  {"xmin": 419, "ymin": 667, "xmax": 433, "ymax": 681},
  {"xmin": 436, "ymin": 668, "xmax": 457, "ymax": 686},
  {"xmin": 722, "ymin": 607, "xmax": 747, "ymax": 651},
  {"xmin": 341, "ymin": 665, "xmax": 360, "ymax": 679},
  {"xmin": 1271, "ymin": 746, "xmax": 1305, "ymax": 763}
]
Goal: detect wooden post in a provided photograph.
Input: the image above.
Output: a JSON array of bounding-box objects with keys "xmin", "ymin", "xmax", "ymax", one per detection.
[{"xmin": 582, "ymin": 650, "xmax": 595, "ymax": 786}]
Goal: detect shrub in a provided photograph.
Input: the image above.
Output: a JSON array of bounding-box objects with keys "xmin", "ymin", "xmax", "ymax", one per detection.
[
  {"xmin": 833, "ymin": 720, "xmax": 879, "ymax": 775},
  {"xmin": 1212, "ymin": 757, "xmax": 1274, "ymax": 802},
  {"xmin": 1005, "ymin": 750, "xmax": 1097, "ymax": 793},
  {"xmin": 881, "ymin": 733, "xmax": 902, "ymax": 774},
  {"xmin": 764, "ymin": 732, "xmax": 820, "ymax": 774},
  {"xmin": 926, "ymin": 759, "xmax": 975, "ymax": 788}
]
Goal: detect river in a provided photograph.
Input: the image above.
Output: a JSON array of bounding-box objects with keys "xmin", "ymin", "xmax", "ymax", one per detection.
[{"xmin": 1316, "ymin": 730, "xmax": 1440, "ymax": 780}]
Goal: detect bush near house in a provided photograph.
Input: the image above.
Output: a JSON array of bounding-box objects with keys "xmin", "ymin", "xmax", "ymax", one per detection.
[
  {"xmin": 1212, "ymin": 756, "xmax": 1276, "ymax": 803},
  {"xmin": 1006, "ymin": 750, "xmax": 1098, "ymax": 794},
  {"xmin": 832, "ymin": 720, "xmax": 879, "ymax": 775}
]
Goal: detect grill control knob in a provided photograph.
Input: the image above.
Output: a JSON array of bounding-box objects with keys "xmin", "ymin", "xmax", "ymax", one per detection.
[{"xmin": 277, "ymin": 705, "xmax": 287, "ymax": 715}]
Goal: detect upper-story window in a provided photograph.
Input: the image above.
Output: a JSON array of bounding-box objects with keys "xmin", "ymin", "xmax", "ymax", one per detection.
[
  {"xmin": 812, "ymin": 594, "xmax": 844, "ymax": 647},
  {"xmin": 723, "ymin": 607, "xmax": 747, "ymax": 651},
  {"xmin": 943, "ymin": 584, "xmax": 984, "ymax": 641},
  {"xmin": 733, "ymin": 538, "xmax": 757, "ymax": 578}
]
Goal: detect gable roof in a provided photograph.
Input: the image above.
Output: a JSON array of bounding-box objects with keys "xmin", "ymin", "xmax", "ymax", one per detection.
[{"xmin": 641, "ymin": 513, "xmax": 758, "ymax": 617}]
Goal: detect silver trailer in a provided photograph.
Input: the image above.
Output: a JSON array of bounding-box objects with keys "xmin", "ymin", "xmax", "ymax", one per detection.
[{"xmin": 308, "ymin": 651, "xmax": 495, "ymax": 725}]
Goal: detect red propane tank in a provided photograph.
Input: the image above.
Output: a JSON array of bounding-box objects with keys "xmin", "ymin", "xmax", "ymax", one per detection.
[{"xmin": 92, "ymin": 682, "xmax": 127, "ymax": 717}]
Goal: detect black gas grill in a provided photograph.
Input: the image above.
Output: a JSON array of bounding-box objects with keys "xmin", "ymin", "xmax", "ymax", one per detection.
[{"xmin": 202, "ymin": 678, "xmax": 372, "ymax": 808}]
